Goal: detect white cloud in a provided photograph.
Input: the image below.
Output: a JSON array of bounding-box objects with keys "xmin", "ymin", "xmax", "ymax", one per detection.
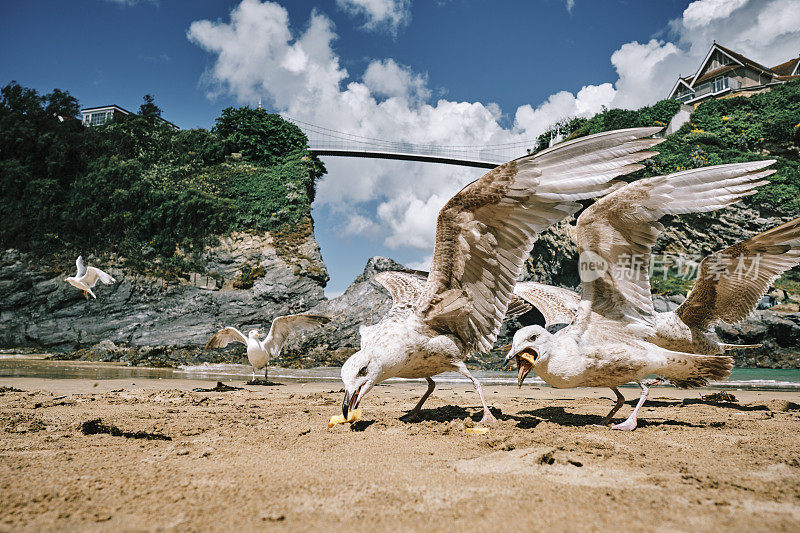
[
  {"xmin": 682, "ymin": 0, "xmax": 748, "ymax": 29},
  {"xmin": 188, "ymin": 0, "xmax": 800, "ymax": 267},
  {"xmin": 565, "ymin": 0, "xmax": 575, "ymax": 14},
  {"xmin": 363, "ymin": 59, "xmax": 430, "ymax": 102},
  {"xmin": 336, "ymin": 0, "xmax": 411, "ymax": 35},
  {"xmin": 405, "ymin": 254, "xmax": 432, "ymax": 271}
]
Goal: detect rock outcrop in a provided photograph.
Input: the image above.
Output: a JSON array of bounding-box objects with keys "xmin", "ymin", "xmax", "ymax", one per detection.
[
  {"xmin": 0, "ymin": 229, "xmax": 328, "ymax": 351},
  {"xmin": 278, "ymin": 257, "xmax": 404, "ymax": 367}
]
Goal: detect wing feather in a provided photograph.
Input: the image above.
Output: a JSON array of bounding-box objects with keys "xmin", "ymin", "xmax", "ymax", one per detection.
[
  {"xmin": 513, "ymin": 281, "xmax": 581, "ymax": 326},
  {"xmin": 677, "ymin": 216, "xmax": 800, "ymax": 329},
  {"xmin": 576, "ymin": 160, "xmax": 775, "ymax": 330},
  {"xmin": 205, "ymin": 327, "xmax": 248, "ymax": 349},
  {"xmin": 266, "ymin": 314, "xmax": 331, "ymax": 351},
  {"xmin": 76, "ymin": 256, "xmax": 87, "ymax": 278},
  {"xmin": 418, "ymin": 127, "xmax": 666, "ymax": 352}
]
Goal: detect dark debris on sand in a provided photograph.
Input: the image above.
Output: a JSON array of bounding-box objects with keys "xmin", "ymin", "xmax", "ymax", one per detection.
[
  {"xmin": 245, "ymin": 379, "xmax": 284, "ymax": 386},
  {"xmin": 80, "ymin": 418, "xmax": 171, "ymax": 440},
  {"xmin": 192, "ymin": 382, "xmax": 243, "ymax": 392}
]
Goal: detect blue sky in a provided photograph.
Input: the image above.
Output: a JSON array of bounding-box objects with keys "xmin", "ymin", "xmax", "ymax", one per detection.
[{"xmin": 3, "ymin": 0, "xmax": 799, "ymax": 295}]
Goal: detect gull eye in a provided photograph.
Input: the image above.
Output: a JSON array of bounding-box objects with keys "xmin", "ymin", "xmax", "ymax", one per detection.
[{"xmin": 357, "ymin": 366, "xmax": 368, "ymax": 377}]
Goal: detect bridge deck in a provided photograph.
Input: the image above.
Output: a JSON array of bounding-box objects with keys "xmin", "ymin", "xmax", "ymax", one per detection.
[{"xmin": 309, "ymin": 148, "xmax": 502, "ymax": 169}]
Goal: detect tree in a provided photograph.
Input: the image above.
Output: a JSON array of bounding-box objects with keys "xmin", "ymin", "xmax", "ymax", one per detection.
[{"xmin": 213, "ymin": 107, "xmax": 309, "ymax": 166}]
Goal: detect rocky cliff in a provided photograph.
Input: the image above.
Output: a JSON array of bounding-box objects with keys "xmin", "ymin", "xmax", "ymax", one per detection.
[{"xmin": 0, "ymin": 228, "xmax": 328, "ymax": 354}]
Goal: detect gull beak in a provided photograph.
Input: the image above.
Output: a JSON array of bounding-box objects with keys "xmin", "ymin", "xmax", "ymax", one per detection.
[
  {"xmin": 342, "ymin": 385, "xmax": 362, "ymax": 419},
  {"xmin": 516, "ymin": 349, "xmax": 538, "ymax": 387}
]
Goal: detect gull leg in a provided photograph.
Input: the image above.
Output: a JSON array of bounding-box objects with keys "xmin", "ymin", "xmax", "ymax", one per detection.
[
  {"xmin": 600, "ymin": 387, "xmax": 626, "ymax": 426},
  {"xmin": 454, "ymin": 361, "xmax": 496, "ymax": 426},
  {"xmin": 404, "ymin": 377, "xmax": 435, "ymax": 419},
  {"xmin": 83, "ymin": 291, "xmax": 88, "ymax": 300},
  {"xmin": 611, "ymin": 382, "xmax": 649, "ymax": 431},
  {"xmin": 264, "ymin": 365, "xmax": 269, "ymax": 382}
]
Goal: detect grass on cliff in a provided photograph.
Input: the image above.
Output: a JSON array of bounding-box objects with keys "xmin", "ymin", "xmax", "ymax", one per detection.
[{"xmin": 0, "ymin": 83, "xmax": 325, "ymax": 274}]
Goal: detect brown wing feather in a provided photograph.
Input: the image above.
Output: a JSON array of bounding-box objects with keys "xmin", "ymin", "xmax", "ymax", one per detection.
[
  {"xmin": 513, "ymin": 281, "xmax": 580, "ymax": 326},
  {"xmin": 205, "ymin": 327, "xmax": 248, "ymax": 349},
  {"xmin": 418, "ymin": 127, "xmax": 666, "ymax": 352},
  {"xmin": 677, "ymin": 216, "xmax": 800, "ymax": 329},
  {"xmin": 576, "ymin": 161, "xmax": 775, "ymax": 330}
]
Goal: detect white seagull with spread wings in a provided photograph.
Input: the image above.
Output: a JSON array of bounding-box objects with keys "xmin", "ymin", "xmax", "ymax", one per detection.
[
  {"xmin": 206, "ymin": 314, "xmax": 331, "ymax": 380},
  {"xmin": 506, "ymin": 160, "xmax": 775, "ymax": 430},
  {"xmin": 511, "ymin": 216, "xmax": 800, "ymax": 353},
  {"xmin": 65, "ymin": 256, "xmax": 116, "ymax": 299},
  {"xmin": 340, "ymin": 127, "xmax": 666, "ymax": 424}
]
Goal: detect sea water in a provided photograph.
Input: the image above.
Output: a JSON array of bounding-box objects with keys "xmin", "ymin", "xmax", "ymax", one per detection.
[{"xmin": 1, "ymin": 354, "xmax": 799, "ymax": 390}]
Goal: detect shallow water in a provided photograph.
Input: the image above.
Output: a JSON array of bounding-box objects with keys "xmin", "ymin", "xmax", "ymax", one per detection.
[{"xmin": 1, "ymin": 354, "xmax": 799, "ymax": 390}]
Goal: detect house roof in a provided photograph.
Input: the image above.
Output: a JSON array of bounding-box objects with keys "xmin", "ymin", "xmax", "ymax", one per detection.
[
  {"xmin": 713, "ymin": 43, "xmax": 774, "ymax": 74},
  {"xmin": 81, "ymin": 105, "xmax": 133, "ymax": 115},
  {"xmin": 694, "ymin": 64, "xmax": 738, "ymax": 85},
  {"xmin": 771, "ymin": 56, "xmax": 800, "ymax": 76}
]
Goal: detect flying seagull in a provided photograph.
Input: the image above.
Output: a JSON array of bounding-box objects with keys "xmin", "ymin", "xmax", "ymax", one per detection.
[
  {"xmin": 369, "ymin": 270, "xmax": 531, "ymax": 419},
  {"xmin": 340, "ymin": 127, "xmax": 666, "ymax": 425},
  {"xmin": 511, "ymin": 215, "xmax": 800, "ymax": 354},
  {"xmin": 65, "ymin": 256, "xmax": 116, "ymax": 299},
  {"xmin": 206, "ymin": 314, "xmax": 331, "ymax": 380},
  {"xmin": 506, "ymin": 160, "xmax": 775, "ymax": 430}
]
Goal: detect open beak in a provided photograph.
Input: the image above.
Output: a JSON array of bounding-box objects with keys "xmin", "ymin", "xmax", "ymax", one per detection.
[
  {"xmin": 342, "ymin": 385, "xmax": 361, "ymax": 419},
  {"xmin": 514, "ymin": 349, "xmax": 538, "ymax": 387}
]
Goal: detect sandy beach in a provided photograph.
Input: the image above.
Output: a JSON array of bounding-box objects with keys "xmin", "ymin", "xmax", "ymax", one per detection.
[{"xmin": 1, "ymin": 373, "xmax": 799, "ymax": 532}]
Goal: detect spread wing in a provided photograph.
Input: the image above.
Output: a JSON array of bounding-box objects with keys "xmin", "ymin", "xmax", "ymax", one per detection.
[
  {"xmin": 83, "ymin": 266, "xmax": 116, "ymax": 288},
  {"xmin": 513, "ymin": 281, "xmax": 580, "ymax": 326},
  {"xmin": 75, "ymin": 256, "xmax": 87, "ymax": 278},
  {"xmin": 677, "ymin": 216, "xmax": 800, "ymax": 330},
  {"xmin": 375, "ymin": 270, "xmax": 531, "ymax": 322},
  {"xmin": 373, "ymin": 271, "xmax": 428, "ymax": 312},
  {"xmin": 417, "ymin": 127, "xmax": 666, "ymax": 352},
  {"xmin": 576, "ymin": 161, "xmax": 775, "ymax": 331},
  {"xmin": 205, "ymin": 327, "xmax": 248, "ymax": 349},
  {"xmin": 266, "ymin": 314, "xmax": 331, "ymax": 351}
]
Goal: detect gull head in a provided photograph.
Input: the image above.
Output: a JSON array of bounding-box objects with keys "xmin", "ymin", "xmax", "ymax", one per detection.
[
  {"xmin": 504, "ymin": 325, "xmax": 549, "ymax": 387},
  {"xmin": 340, "ymin": 348, "xmax": 381, "ymax": 419},
  {"xmin": 248, "ymin": 329, "xmax": 260, "ymax": 340}
]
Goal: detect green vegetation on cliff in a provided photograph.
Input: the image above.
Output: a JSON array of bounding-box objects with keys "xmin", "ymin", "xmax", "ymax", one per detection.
[{"xmin": 0, "ymin": 82, "xmax": 325, "ymax": 273}]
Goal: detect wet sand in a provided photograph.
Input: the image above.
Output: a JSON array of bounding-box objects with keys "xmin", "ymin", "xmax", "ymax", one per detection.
[{"xmin": 1, "ymin": 376, "xmax": 799, "ymax": 531}]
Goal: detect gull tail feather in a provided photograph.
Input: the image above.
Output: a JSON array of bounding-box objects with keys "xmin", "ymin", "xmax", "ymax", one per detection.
[{"xmin": 655, "ymin": 348, "xmax": 734, "ymax": 389}]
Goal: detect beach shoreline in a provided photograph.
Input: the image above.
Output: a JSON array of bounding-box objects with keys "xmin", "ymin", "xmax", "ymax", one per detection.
[{"xmin": 2, "ymin": 372, "xmax": 799, "ymax": 531}]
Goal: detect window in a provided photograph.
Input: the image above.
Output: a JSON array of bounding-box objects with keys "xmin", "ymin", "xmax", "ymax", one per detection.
[{"xmin": 87, "ymin": 111, "xmax": 111, "ymax": 126}]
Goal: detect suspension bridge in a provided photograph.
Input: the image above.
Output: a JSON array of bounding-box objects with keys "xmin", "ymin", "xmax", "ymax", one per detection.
[{"xmin": 282, "ymin": 116, "xmax": 537, "ymax": 169}]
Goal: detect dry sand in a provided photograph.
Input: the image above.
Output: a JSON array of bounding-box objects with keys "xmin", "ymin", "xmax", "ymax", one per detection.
[{"xmin": 1, "ymin": 375, "xmax": 799, "ymax": 532}]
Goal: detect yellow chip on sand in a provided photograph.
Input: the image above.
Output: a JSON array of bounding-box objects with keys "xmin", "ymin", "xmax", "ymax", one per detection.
[
  {"xmin": 465, "ymin": 427, "xmax": 489, "ymax": 435},
  {"xmin": 328, "ymin": 409, "xmax": 362, "ymax": 428}
]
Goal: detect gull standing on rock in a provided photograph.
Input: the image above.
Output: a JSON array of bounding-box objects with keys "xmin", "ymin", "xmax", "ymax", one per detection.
[
  {"xmin": 506, "ymin": 160, "xmax": 775, "ymax": 430},
  {"xmin": 206, "ymin": 314, "xmax": 331, "ymax": 380},
  {"xmin": 65, "ymin": 256, "xmax": 116, "ymax": 299},
  {"xmin": 340, "ymin": 127, "xmax": 666, "ymax": 425},
  {"xmin": 511, "ymin": 215, "xmax": 800, "ymax": 354}
]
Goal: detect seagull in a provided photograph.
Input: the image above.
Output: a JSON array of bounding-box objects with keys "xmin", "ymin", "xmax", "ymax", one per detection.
[
  {"xmin": 64, "ymin": 256, "xmax": 116, "ymax": 299},
  {"xmin": 340, "ymin": 127, "xmax": 666, "ymax": 425},
  {"xmin": 368, "ymin": 270, "xmax": 531, "ymax": 419},
  {"xmin": 511, "ymin": 215, "xmax": 800, "ymax": 354},
  {"xmin": 205, "ymin": 314, "xmax": 331, "ymax": 380},
  {"xmin": 505, "ymin": 160, "xmax": 775, "ymax": 430}
]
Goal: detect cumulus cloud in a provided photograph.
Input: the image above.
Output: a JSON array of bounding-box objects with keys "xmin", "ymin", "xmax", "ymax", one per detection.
[
  {"xmin": 362, "ymin": 59, "xmax": 430, "ymax": 102},
  {"xmin": 188, "ymin": 0, "xmax": 800, "ymax": 269},
  {"xmin": 335, "ymin": 0, "xmax": 411, "ymax": 35}
]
